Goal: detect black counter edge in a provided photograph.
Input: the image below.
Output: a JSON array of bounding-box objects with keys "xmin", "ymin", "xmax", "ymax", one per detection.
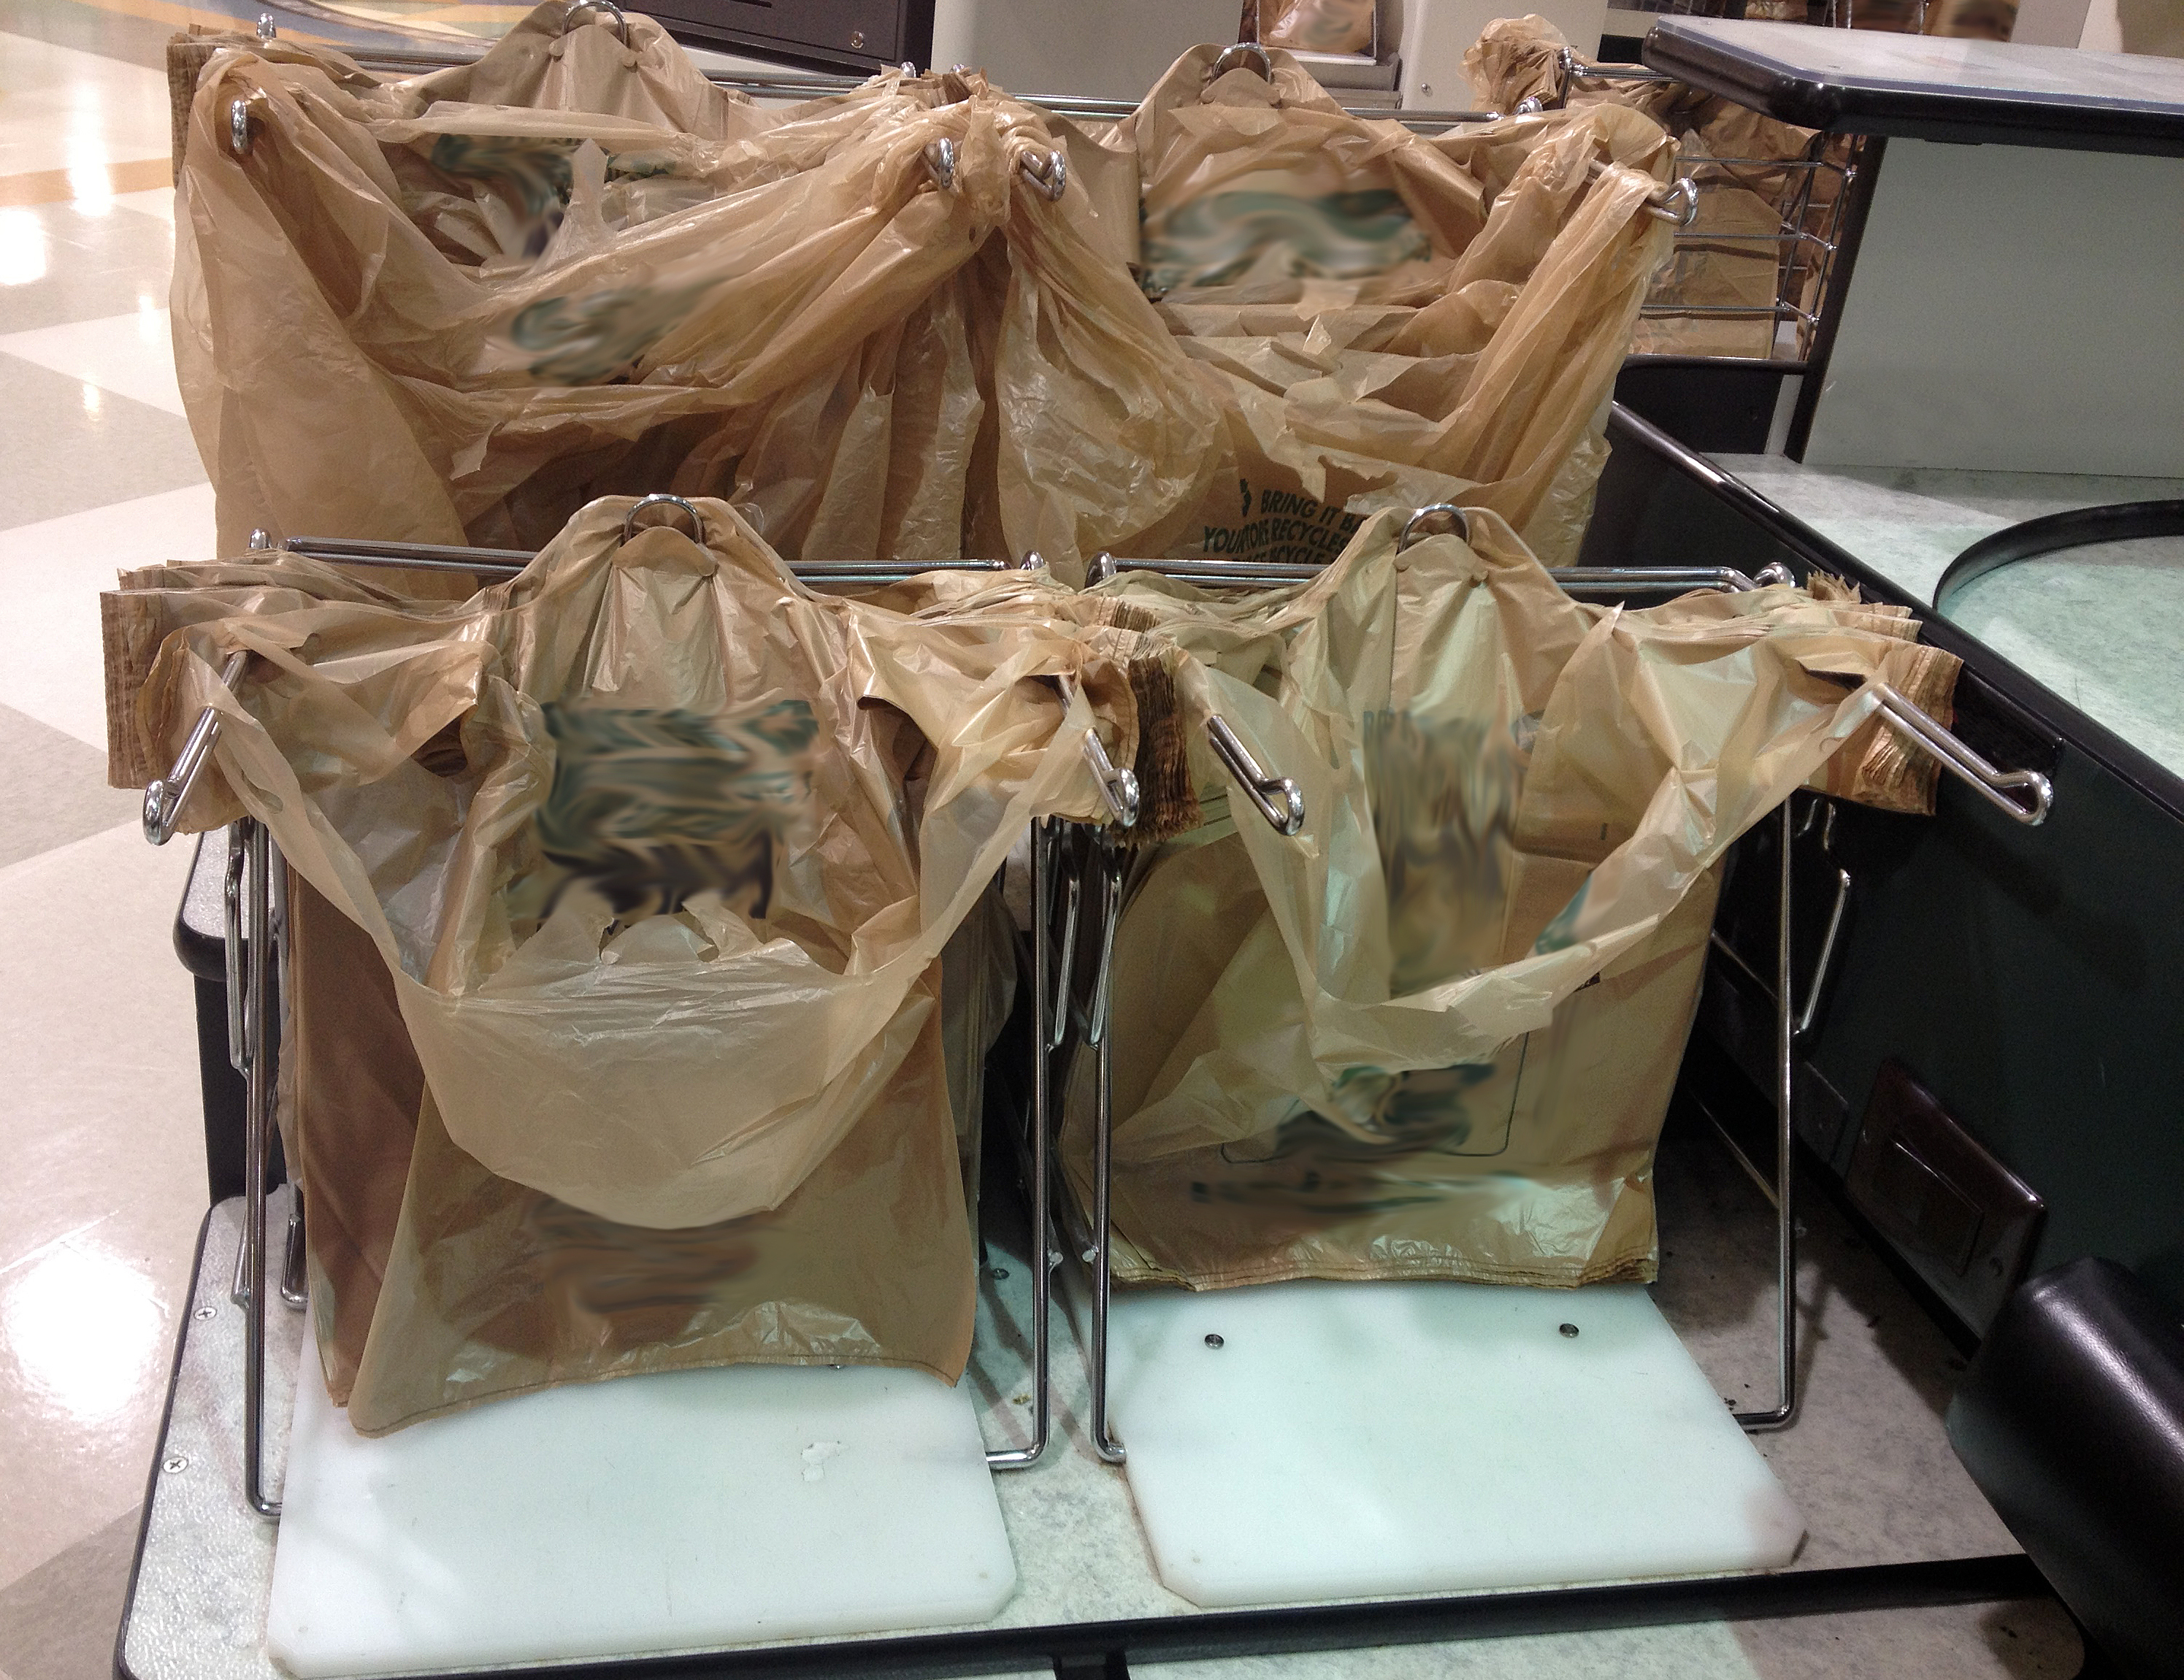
[{"xmin": 1604, "ymin": 404, "xmax": 2184, "ymax": 830}]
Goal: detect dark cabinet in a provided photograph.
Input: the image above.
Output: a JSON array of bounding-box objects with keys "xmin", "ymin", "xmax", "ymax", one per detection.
[{"xmin": 635, "ymin": 0, "xmax": 935, "ymax": 73}]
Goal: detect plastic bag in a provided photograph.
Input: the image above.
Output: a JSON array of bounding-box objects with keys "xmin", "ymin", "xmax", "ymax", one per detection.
[
  {"xmin": 1125, "ymin": 45, "xmax": 1677, "ymax": 568},
  {"xmin": 1465, "ymin": 15, "xmax": 1846, "ymax": 360},
  {"xmin": 175, "ymin": 9, "xmax": 1217, "ymax": 575},
  {"xmin": 123, "ymin": 497, "xmax": 1162, "ymax": 1232},
  {"xmin": 1061, "ymin": 509, "xmax": 1959, "ymax": 1287}
]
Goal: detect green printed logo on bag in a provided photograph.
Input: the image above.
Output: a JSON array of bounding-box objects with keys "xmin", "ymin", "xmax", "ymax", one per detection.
[
  {"xmin": 1139, "ymin": 188, "xmax": 1429, "ymax": 296},
  {"xmin": 506, "ymin": 280, "xmax": 714, "ymax": 383},
  {"xmin": 532, "ymin": 698, "xmax": 819, "ymax": 920}
]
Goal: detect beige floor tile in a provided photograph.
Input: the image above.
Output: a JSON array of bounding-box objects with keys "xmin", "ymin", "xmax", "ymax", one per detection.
[
  {"xmin": 0, "ymin": 821, "xmax": 208, "ymax": 1587},
  {"xmin": 0, "ymin": 307, "xmax": 183, "ymax": 416},
  {"xmin": 0, "ymin": 702, "xmax": 141, "ymax": 869},
  {"xmin": 0, "ymin": 1506, "xmax": 142, "ymax": 1680},
  {"xmin": 0, "ymin": 483, "xmax": 217, "ymax": 751},
  {"xmin": 0, "ymin": 355, "xmax": 205, "ymax": 531}
]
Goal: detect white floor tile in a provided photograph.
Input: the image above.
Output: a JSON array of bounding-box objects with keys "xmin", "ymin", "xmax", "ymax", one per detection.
[
  {"xmin": 110, "ymin": 185, "xmax": 178, "ymax": 224},
  {"xmin": 0, "ymin": 35, "xmax": 173, "ymax": 180},
  {"xmin": 0, "ymin": 483, "xmax": 217, "ymax": 752},
  {"xmin": 0, "ymin": 819, "xmax": 206, "ymax": 1585},
  {"xmin": 0, "ymin": 307, "xmax": 184, "ymax": 416}
]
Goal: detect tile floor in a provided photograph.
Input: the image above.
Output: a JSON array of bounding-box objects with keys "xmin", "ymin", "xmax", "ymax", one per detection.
[
  {"xmin": 0, "ymin": 11, "xmax": 2091, "ymax": 1680},
  {"xmin": 0, "ymin": 20, "xmax": 219, "ymax": 1680}
]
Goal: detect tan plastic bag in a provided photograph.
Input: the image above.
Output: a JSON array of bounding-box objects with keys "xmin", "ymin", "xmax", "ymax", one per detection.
[
  {"xmin": 1464, "ymin": 15, "xmax": 1844, "ymax": 361},
  {"xmin": 1125, "ymin": 45, "xmax": 1677, "ymax": 568},
  {"xmin": 1062, "ymin": 509, "xmax": 1958, "ymax": 1288},
  {"xmin": 175, "ymin": 18, "xmax": 1216, "ymax": 574},
  {"xmin": 127, "ymin": 497, "xmax": 1156, "ymax": 1232}
]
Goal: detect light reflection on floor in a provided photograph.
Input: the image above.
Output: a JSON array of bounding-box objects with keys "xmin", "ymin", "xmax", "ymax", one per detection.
[{"xmin": 2, "ymin": 1234, "xmax": 169, "ymax": 1427}]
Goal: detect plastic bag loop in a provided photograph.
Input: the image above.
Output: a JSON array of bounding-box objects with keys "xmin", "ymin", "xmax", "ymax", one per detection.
[
  {"xmin": 1398, "ymin": 504, "xmax": 1472, "ymax": 550},
  {"xmin": 1208, "ymin": 42, "xmax": 1273, "ymax": 83},
  {"xmin": 1018, "ymin": 147, "xmax": 1068, "ymax": 202},
  {"xmin": 619, "ymin": 493, "xmax": 704, "ymax": 546},
  {"xmin": 561, "ymin": 0, "xmax": 630, "ymax": 44},
  {"xmin": 922, "ymin": 137, "xmax": 957, "ymax": 193}
]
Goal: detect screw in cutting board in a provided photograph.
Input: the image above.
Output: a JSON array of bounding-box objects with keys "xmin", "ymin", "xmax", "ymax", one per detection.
[
  {"xmin": 989, "ymin": 1266, "xmax": 1010, "ymax": 1281},
  {"xmin": 193, "ymin": 1305, "xmax": 216, "ymax": 1320},
  {"xmin": 1559, "ymin": 1323, "xmax": 1580, "ymax": 1338},
  {"xmin": 163, "ymin": 1456, "xmax": 188, "ymax": 1474},
  {"xmin": 1204, "ymin": 1333, "xmax": 1225, "ymax": 1349}
]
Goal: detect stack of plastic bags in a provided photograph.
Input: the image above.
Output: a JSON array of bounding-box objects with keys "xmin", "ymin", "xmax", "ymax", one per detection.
[
  {"xmin": 1464, "ymin": 14, "xmax": 1847, "ymax": 360},
  {"xmin": 115, "ymin": 9, "xmax": 1966, "ymax": 1430},
  {"xmin": 174, "ymin": 6, "xmax": 1679, "ymax": 572}
]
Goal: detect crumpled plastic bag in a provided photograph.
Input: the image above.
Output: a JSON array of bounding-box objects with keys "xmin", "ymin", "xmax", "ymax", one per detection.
[
  {"xmin": 1061, "ymin": 508, "xmax": 1959, "ymax": 1287},
  {"xmin": 121, "ymin": 496, "xmax": 1162, "ymax": 1232},
  {"xmin": 1123, "ymin": 44, "xmax": 1678, "ymax": 568},
  {"xmin": 175, "ymin": 5, "xmax": 1218, "ymax": 575},
  {"xmin": 1465, "ymin": 15, "xmax": 1847, "ymax": 359}
]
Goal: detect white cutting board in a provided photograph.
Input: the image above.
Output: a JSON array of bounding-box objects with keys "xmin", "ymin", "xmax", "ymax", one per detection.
[
  {"xmin": 267, "ymin": 1331, "xmax": 1016, "ymax": 1678},
  {"xmin": 1110, "ymin": 1280, "xmax": 1804, "ymax": 1607}
]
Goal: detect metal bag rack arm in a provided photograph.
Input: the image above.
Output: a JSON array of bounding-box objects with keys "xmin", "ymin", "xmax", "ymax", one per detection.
[{"xmin": 140, "ymin": 487, "xmax": 2050, "ymax": 1513}]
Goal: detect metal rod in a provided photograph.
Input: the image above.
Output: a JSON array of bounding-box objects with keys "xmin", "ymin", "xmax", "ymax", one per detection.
[
  {"xmin": 1049, "ymin": 867, "xmax": 1081, "ymax": 1052},
  {"xmin": 1797, "ymin": 864, "xmax": 1853, "ymax": 1046},
  {"xmin": 1087, "ymin": 829, "xmax": 1127, "ymax": 1466},
  {"xmin": 1737, "ymin": 799, "xmax": 1798, "ymax": 1432},
  {"xmin": 986, "ymin": 820, "xmax": 1053, "ymax": 1470},
  {"xmin": 242, "ymin": 818, "xmax": 283, "ymax": 1516},
  {"xmin": 145, "ymin": 651, "xmax": 248, "ymax": 844},
  {"xmin": 1874, "ymin": 686, "xmax": 2052, "ymax": 826}
]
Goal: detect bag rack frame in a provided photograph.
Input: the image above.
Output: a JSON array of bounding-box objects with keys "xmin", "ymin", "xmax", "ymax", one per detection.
[{"xmin": 140, "ymin": 464, "xmax": 2053, "ymax": 1526}]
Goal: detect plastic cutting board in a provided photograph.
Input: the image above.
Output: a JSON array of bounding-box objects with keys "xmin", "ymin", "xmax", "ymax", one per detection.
[
  {"xmin": 266, "ymin": 1325, "xmax": 1016, "ymax": 1678},
  {"xmin": 1110, "ymin": 1279, "xmax": 1805, "ymax": 1606}
]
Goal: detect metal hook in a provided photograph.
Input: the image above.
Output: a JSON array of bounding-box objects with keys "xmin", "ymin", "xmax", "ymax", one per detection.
[
  {"xmin": 562, "ymin": 0, "xmax": 629, "ymax": 42},
  {"xmin": 230, "ymin": 99, "xmax": 253, "ymax": 158},
  {"xmin": 1515, "ymin": 94, "xmax": 1546, "ymax": 115},
  {"xmin": 1019, "ymin": 147, "xmax": 1067, "ymax": 201},
  {"xmin": 1585, "ymin": 158, "xmax": 1699, "ymax": 228},
  {"xmin": 1209, "ymin": 42, "xmax": 1273, "ymax": 81},
  {"xmin": 1874, "ymin": 685, "xmax": 2052, "ymax": 826},
  {"xmin": 1206, "ymin": 715, "xmax": 1304, "ymax": 836},
  {"xmin": 255, "ymin": 12, "xmax": 276, "ymax": 40},
  {"xmin": 922, "ymin": 136, "xmax": 957, "ymax": 192},
  {"xmin": 1020, "ymin": 551, "xmax": 1046, "ymax": 572},
  {"xmin": 619, "ymin": 493, "xmax": 703, "ymax": 545},
  {"xmin": 1398, "ymin": 504, "xmax": 1471, "ymax": 550},
  {"xmin": 1753, "ymin": 560, "xmax": 1796, "ymax": 588},
  {"xmin": 1086, "ymin": 551, "xmax": 1117, "ymax": 584},
  {"xmin": 248, "ymin": 529, "xmax": 275, "ymax": 551},
  {"xmin": 145, "ymin": 651, "xmax": 250, "ymax": 845},
  {"xmin": 1082, "ymin": 730, "xmax": 1140, "ymax": 829}
]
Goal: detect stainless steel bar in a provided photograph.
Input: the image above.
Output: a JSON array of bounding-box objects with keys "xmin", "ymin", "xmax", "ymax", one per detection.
[
  {"xmin": 242, "ymin": 818, "xmax": 283, "ymax": 1516},
  {"xmin": 1206, "ymin": 716, "xmax": 1305, "ymax": 835},
  {"xmin": 144, "ymin": 651, "xmax": 248, "ymax": 845},
  {"xmin": 986, "ymin": 820, "xmax": 1054, "ymax": 1469},
  {"xmin": 1049, "ymin": 867, "xmax": 1081, "ymax": 1052},
  {"xmin": 1086, "ymin": 830, "xmax": 1127, "ymax": 1466},
  {"xmin": 1737, "ymin": 799, "xmax": 1798, "ymax": 1432},
  {"xmin": 223, "ymin": 825, "xmax": 253, "ymax": 1310},
  {"xmin": 280, "ymin": 535, "xmax": 534, "ymax": 567},
  {"xmin": 1797, "ymin": 863, "xmax": 1853, "ymax": 1046}
]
